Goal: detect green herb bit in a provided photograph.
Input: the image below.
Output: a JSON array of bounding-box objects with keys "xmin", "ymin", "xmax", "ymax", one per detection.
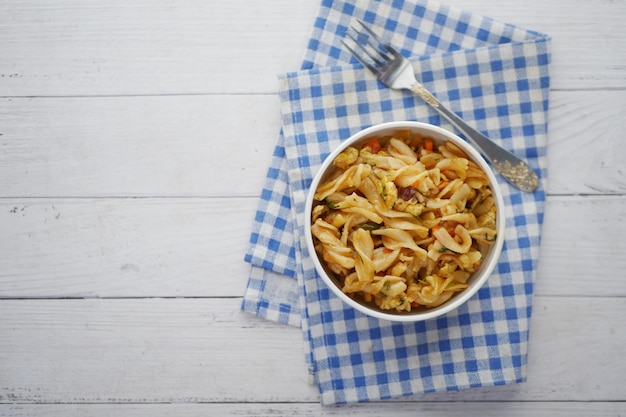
[
  {"xmin": 325, "ymin": 198, "xmax": 339, "ymax": 209},
  {"xmin": 358, "ymin": 222, "xmax": 382, "ymax": 231},
  {"xmin": 486, "ymin": 233, "xmax": 498, "ymax": 242},
  {"xmin": 438, "ymin": 246, "xmax": 460, "ymax": 254}
]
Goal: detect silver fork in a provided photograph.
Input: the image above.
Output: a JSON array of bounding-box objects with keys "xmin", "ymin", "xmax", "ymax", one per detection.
[{"xmin": 343, "ymin": 21, "xmax": 539, "ymax": 192}]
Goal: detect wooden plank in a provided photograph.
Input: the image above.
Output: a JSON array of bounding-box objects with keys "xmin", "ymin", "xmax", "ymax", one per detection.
[
  {"xmin": 0, "ymin": 298, "xmax": 318, "ymax": 404},
  {"xmin": 0, "ymin": 198, "xmax": 256, "ymax": 297},
  {"xmin": 0, "ymin": 0, "xmax": 319, "ymax": 96},
  {"xmin": 548, "ymin": 90, "xmax": 626, "ymax": 195},
  {"xmin": 535, "ymin": 195, "xmax": 626, "ymax": 297},
  {"xmin": 0, "ymin": 195, "xmax": 624, "ymax": 298},
  {"xmin": 0, "ymin": 95, "xmax": 281, "ymax": 198},
  {"xmin": 0, "ymin": 297, "xmax": 624, "ymax": 403},
  {"xmin": 0, "ymin": 90, "xmax": 624, "ymax": 198},
  {"xmin": 1, "ymin": 402, "xmax": 625, "ymax": 417},
  {"xmin": 0, "ymin": 0, "xmax": 624, "ymax": 97}
]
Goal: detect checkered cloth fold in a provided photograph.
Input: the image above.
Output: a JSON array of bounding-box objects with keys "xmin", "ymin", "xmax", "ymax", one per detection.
[{"xmin": 242, "ymin": 0, "xmax": 551, "ymax": 405}]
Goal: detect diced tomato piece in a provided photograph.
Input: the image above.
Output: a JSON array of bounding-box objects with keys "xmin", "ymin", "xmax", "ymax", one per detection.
[
  {"xmin": 423, "ymin": 137, "xmax": 434, "ymax": 152},
  {"xmin": 364, "ymin": 138, "xmax": 381, "ymax": 154}
]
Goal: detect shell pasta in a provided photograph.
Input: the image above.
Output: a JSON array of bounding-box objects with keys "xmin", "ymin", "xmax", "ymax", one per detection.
[{"xmin": 310, "ymin": 131, "xmax": 498, "ymax": 312}]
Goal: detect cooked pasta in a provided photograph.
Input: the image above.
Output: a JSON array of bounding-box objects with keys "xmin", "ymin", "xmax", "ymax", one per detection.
[{"xmin": 310, "ymin": 132, "xmax": 498, "ymax": 312}]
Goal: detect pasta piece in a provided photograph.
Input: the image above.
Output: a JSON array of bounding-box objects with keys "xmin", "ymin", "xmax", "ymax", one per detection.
[
  {"xmin": 387, "ymin": 137, "xmax": 418, "ymax": 165},
  {"xmin": 372, "ymin": 275, "xmax": 411, "ymax": 312},
  {"xmin": 441, "ymin": 212, "xmax": 473, "ymax": 225},
  {"xmin": 314, "ymin": 163, "xmax": 371, "ymax": 201},
  {"xmin": 407, "ymin": 275, "xmax": 455, "ymax": 307},
  {"xmin": 311, "ymin": 219, "xmax": 355, "ymax": 269},
  {"xmin": 390, "ymin": 164, "xmax": 428, "ymax": 188},
  {"xmin": 472, "ymin": 195, "xmax": 495, "ymax": 217},
  {"xmin": 477, "ymin": 209, "xmax": 497, "ymax": 229},
  {"xmin": 371, "ymin": 275, "xmax": 407, "ymax": 297},
  {"xmin": 425, "ymin": 197, "xmax": 451, "ymax": 209},
  {"xmin": 382, "ymin": 216, "xmax": 429, "ymax": 237},
  {"xmin": 340, "ymin": 213, "xmax": 369, "ymax": 245},
  {"xmin": 372, "ymin": 228, "xmax": 428, "ymax": 258},
  {"xmin": 436, "ymin": 156, "xmax": 469, "ymax": 180},
  {"xmin": 342, "ymin": 272, "xmax": 363, "ymax": 293},
  {"xmin": 351, "ymin": 228, "xmax": 375, "ymax": 283},
  {"xmin": 333, "ymin": 192, "xmax": 384, "ymax": 224},
  {"xmin": 360, "ymin": 147, "xmax": 407, "ymax": 170},
  {"xmin": 432, "ymin": 224, "xmax": 472, "ymax": 254},
  {"xmin": 440, "ymin": 141, "xmax": 469, "ymax": 158},
  {"xmin": 373, "ymin": 247, "xmax": 400, "ymax": 272},
  {"xmin": 389, "ymin": 260, "xmax": 408, "ymax": 277},
  {"xmin": 358, "ymin": 176, "xmax": 414, "ymax": 219},
  {"xmin": 437, "ymin": 178, "xmax": 463, "ymax": 199},
  {"xmin": 450, "ymin": 183, "xmax": 472, "ymax": 209},
  {"xmin": 468, "ymin": 226, "xmax": 498, "ymax": 243},
  {"xmin": 311, "ymin": 203, "xmax": 327, "ymax": 222},
  {"xmin": 427, "ymin": 238, "xmax": 445, "ymax": 261}
]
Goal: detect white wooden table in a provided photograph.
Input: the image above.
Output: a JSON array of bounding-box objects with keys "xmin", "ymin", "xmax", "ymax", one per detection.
[{"xmin": 1, "ymin": 1, "xmax": 625, "ymax": 415}]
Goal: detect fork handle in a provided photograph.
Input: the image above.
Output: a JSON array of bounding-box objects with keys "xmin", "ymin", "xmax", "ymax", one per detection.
[{"xmin": 411, "ymin": 84, "xmax": 539, "ymax": 192}]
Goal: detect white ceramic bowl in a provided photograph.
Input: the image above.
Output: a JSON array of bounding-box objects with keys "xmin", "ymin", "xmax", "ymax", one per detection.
[{"xmin": 304, "ymin": 121, "xmax": 505, "ymax": 322}]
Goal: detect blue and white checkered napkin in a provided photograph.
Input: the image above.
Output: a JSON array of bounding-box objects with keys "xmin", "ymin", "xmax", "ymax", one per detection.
[{"xmin": 243, "ymin": 0, "xmax": 551, "ymax": 405}]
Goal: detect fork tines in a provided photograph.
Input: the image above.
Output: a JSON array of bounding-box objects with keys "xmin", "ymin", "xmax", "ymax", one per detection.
[{"xmin": 342, "ymin": 20, "xmax": 396, "ymax": 72}]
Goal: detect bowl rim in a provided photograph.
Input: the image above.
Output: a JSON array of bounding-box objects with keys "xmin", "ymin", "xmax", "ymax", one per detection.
[{"xmin": 304, "ymin": 121, "xmax": 505, "ymax": 322}]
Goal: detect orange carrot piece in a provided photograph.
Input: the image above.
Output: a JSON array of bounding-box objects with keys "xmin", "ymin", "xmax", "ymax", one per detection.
[
  {"xmin": 423, "ymin": 137, "xmax": 434, "ymax": 152},
  {"xmin": 364, "ymin": 138, "xmax": 381, "ymax": 154}
]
